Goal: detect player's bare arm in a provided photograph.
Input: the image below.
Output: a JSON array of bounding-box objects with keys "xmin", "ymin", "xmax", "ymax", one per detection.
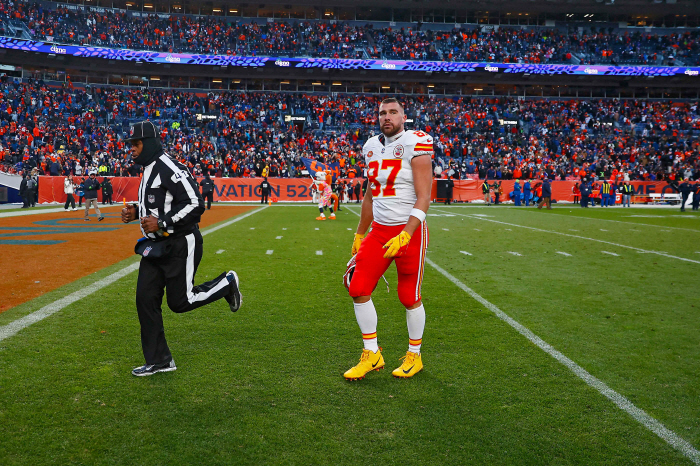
[{"xmin": 402, "ymin": 154, "xmax": 432, "ymax": 237}]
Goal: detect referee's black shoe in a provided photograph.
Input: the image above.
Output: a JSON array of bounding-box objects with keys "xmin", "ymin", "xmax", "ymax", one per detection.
[
  {"xmin": 225, "ymin": 270, "xmax": 242, "ymax": 312},
  {"xmin": 132, "ymin": 360, "xmax": 176, "ymax": 376}
]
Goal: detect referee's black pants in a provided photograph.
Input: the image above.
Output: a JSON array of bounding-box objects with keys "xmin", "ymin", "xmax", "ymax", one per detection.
[{"xmin": 136, "ymin": 229, "xmax": 231, "ymax": 365}]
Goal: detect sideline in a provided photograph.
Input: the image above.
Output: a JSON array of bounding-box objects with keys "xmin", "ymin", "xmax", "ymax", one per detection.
[
  {"xmin": 0, "ymin": 206, "xmax": 268, "ymax": 343},
  {"xmin": 433, "ymin": 208, "xmax": 700, "ymax": 265},
  {"xmin": 426, "ymin": 257, "xmax": 700, "ymax": 465}
]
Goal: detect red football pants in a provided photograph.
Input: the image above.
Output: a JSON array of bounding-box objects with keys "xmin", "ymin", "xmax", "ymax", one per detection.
[{"xmin": 348, "ymin": 221, "xmax": 429, "ymax": 308}]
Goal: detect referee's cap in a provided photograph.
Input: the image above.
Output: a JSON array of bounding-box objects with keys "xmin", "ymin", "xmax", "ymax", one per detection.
[{"xmin": 125, "ymin": 120, "xmax": 158, "ymax": 142}]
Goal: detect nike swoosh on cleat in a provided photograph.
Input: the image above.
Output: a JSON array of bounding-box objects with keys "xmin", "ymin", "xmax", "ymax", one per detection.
[
  {"xmin": 372, "ymin": 359, "xmax": 381, "ymax": 368},
  {"xmin": 402, "ymin": 365, "xmax": 415, "ymax": 374}
]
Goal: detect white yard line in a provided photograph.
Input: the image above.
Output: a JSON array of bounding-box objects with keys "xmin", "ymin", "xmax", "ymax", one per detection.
[
  {"xmin": 460, "ymin": 251, "xmax": 472, "ymax": 256},
  {"xmin": 266, "ymin": 250, "xmax": 274, "ymax": 255},
  {"xmin": 507, "ymin": 251, "xmax": 523, "ymax": 256},
  {"xmin": 0, "ymin": 205, "xmax": 268, "ymax": 343},
  {"xmin": 602, "ymin": 251, "xmax": 620, "ymax": 256},
  {"xmin": 426, "ymin": 257, "xmax": 700, "ymax": 466},
  {"xmin": 0, "ymin": 206, "xmax": 121, "ymax": 218},
  {"xmin": 556, "ymin": 251, "xmax": 572, "ymax": 257},
  {"xmin": 522, "ymin": 210, "xmax": 700, "ymax": 233},
  {"xmin": 215, "ymin": 249, "xmax": 225, "ymax": 254},
  {"xmin": 433, "ymin": 209, "xmax": 700, "ymax": 266}
]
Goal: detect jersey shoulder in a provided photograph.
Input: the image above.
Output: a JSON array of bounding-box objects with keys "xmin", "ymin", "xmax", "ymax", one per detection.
[
  {"xmin": 362, "ymin": 134, "xmax": 381, "ymax": 151},
  {"xmin": 405, "ymin": 130, "xmax": 434, "ymax": 155}
]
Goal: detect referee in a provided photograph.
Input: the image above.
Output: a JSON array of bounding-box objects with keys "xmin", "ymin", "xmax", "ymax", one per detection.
[{"xmin": 121, "ymin": 121, "xmax": 242, "ymax": 377}]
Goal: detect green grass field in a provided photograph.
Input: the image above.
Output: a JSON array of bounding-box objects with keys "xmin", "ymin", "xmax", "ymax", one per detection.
[{"xmin": 1, "ymin": 204, "xmax": 699, "ymax": 465}]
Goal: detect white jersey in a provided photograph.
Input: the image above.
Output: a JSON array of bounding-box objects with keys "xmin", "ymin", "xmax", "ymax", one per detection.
[{"xmin": 362, "ymin": 129, "xmax": 433, "ymax": 225}]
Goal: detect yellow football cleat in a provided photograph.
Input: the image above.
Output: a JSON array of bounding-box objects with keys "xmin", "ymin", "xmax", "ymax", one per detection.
[
  {"xmin": 344, "ymin": 349, "xmax": 385, "ymax": 380},
  {"xmin": 316, "ymin": 216, "xmax": 326, "ymax": 220},
  {"xmin": 392, "ymin": 351, "xmax": 423, "ymax": 378}
]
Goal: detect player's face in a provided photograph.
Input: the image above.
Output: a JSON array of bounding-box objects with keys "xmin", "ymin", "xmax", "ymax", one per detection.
[{"xmin": 379, "ymin": 103, "xmax": 406, "ymax": 137}]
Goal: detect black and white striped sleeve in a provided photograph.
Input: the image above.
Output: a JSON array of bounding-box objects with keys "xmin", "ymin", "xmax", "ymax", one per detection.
[{"xmin": 159, "ymin": 155, "xmax": 205, "ymax": 228}]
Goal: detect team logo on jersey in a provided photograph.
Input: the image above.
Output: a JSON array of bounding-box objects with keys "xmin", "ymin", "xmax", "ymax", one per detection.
[
  {"xmin": 148, "ymin": 194, "xmax": 155, "ymax": 204},
  {"xmin": 367, "ymin": 151, "xmax": 373, "ymax": 157},
  {"xmin": 393, "ymin": 145, "xmax": 405, "ymax": 158}
]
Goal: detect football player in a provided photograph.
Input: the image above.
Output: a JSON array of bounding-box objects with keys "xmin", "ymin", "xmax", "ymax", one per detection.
[{"xmin": 344, "ymin": 98, "xmax": 432, "ymax": 380}]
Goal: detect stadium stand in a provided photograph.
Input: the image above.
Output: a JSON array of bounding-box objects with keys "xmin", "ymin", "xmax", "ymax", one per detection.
[
  {"xmin": 1, "ymin": 0, "xmax": 699, "ymax": 65},
  {"xmin": 0, "ymin": 77, "xmax": 697, "ymax": 183}
]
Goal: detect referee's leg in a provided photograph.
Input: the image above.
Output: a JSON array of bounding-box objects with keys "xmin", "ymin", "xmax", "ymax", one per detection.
[
  {"xmin": 164, "ymin": 230, "xmax": 233, "ymax": 313},
  {"xmin": 136, "ymin": 257, "xmax": 172, "ymax": 365}
]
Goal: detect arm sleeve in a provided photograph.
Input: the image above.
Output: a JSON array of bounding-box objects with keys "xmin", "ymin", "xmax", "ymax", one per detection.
[
  {"xmin": 160, "ymin": 162, "xmax": 205, "ymax": 228},
  {"xmin": 412, "ymin": 133, "xmax": 434, "ymax": 157}
]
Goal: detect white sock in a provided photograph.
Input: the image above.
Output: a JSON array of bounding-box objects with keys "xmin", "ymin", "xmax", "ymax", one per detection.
[
  {"xmin": 354, "ymin": 299, "xmax": 378, "ymax": 353},
  {"xmin": 406, "ymin": 303, "xmax": 426, "ymax": 354}
]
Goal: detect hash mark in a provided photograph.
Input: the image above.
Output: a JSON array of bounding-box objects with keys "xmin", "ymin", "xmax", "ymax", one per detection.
[
  {"xmin": 507, "ymin": 251, "xmax": 522, "ymax": 256},
  {"xmin": 276, "ymin": 236, "xmax": 283, "ymax": 239},
  {"xmin": 266, "ymin": 250, "xmax": 274, "ymax": 255},
  {"xmin": 460, "ymin": 251, "xmax": 472, "ymax": 256},
  {"xmin": 215, "ymin": 249, "xmax": 225, "ymax": 254},
  {"xmin": 316, "ymin": 250, "xmax": 323, "ymax": 255},
  {"xmin": 556, "ymin": 251, "xmax": 572, "ymax": 257}
]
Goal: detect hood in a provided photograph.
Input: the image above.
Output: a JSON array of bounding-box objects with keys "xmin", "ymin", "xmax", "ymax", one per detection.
[{"xmin": 133, "ymin": 137, "xmax": 163, "ymax": 166}]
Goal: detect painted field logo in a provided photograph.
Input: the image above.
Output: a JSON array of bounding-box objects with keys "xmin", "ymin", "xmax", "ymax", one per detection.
[
  {"xmin": 143, "ymin": 246, "xmax": 152, "ymax": 256},
  {"xmin": 393, "ymin": 145, "xmax": 404, "ymax": 158}
]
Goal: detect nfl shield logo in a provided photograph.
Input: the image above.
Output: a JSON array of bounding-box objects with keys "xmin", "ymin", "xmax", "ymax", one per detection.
[
  {"xmin": 148, "ymin": 194, "xmax": 155, "ymax": 204},
  {"xmin": 130, "ymin": 126, "xmax": 135, "ymax": 136},
  {"xmin": 143, "ymin": 246, "xmax": 152, "ymax": 256}
]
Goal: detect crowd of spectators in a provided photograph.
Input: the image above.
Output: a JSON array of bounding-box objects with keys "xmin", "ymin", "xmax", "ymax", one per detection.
[
  {"xmin": 1, "ymin": 0, "xmax": 699, "ymax": 65},
  {"xmin": 0, "ymin": 76, "xmax": 698, "ymax": 184}
]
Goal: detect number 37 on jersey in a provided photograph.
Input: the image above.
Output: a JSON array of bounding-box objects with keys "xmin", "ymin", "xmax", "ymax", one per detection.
[{"xmin": 363, "ymin": 130, "xmax": 434, "ymax": 201}]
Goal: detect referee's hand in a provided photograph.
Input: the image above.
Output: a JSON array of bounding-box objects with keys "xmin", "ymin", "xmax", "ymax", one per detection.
[
  {"xmin": 121, "ymin": 205, "xmax": 137, "ymax": 223},
  {"xmin": 140, "ymin": 215, "xmax": 160, "ymax": 233}
]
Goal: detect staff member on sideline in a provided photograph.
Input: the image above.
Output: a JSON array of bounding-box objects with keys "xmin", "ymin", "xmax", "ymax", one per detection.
[
  {"xmin": 200, "ymin": 171, "xmax": 215, "ymax": 209},
  {"xmin": 83, "ymin": 169, "xmax": 104, "ymax": 221},
  {"xmin": 121, "ymin": 121, "xmax": 243, "ymax": 377}
]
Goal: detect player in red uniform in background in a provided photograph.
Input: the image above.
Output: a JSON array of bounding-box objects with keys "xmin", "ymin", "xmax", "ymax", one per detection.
[{"xmin": 344, "ymin": 98, "xmax": 433, "ymax": 380}]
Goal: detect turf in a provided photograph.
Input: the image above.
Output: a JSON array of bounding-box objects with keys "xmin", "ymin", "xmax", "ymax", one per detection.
[{"xmin": 1, "ymin": 204, "xmax": 699, "ymax": 465}]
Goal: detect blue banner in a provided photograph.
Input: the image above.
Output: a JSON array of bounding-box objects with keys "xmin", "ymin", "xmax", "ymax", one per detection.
[
  {"xmin": 301, "ymin": 158, "xmax": 341, "ymax": 182},
  {"xmin": 1, "ymin": 36, "xmax": 698, "ymax": 77}
]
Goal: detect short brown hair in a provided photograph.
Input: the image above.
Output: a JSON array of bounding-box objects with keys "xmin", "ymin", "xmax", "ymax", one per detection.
[{"xmin": 380, "ymin": 98, "xmax": 404, "ymax": 111}]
